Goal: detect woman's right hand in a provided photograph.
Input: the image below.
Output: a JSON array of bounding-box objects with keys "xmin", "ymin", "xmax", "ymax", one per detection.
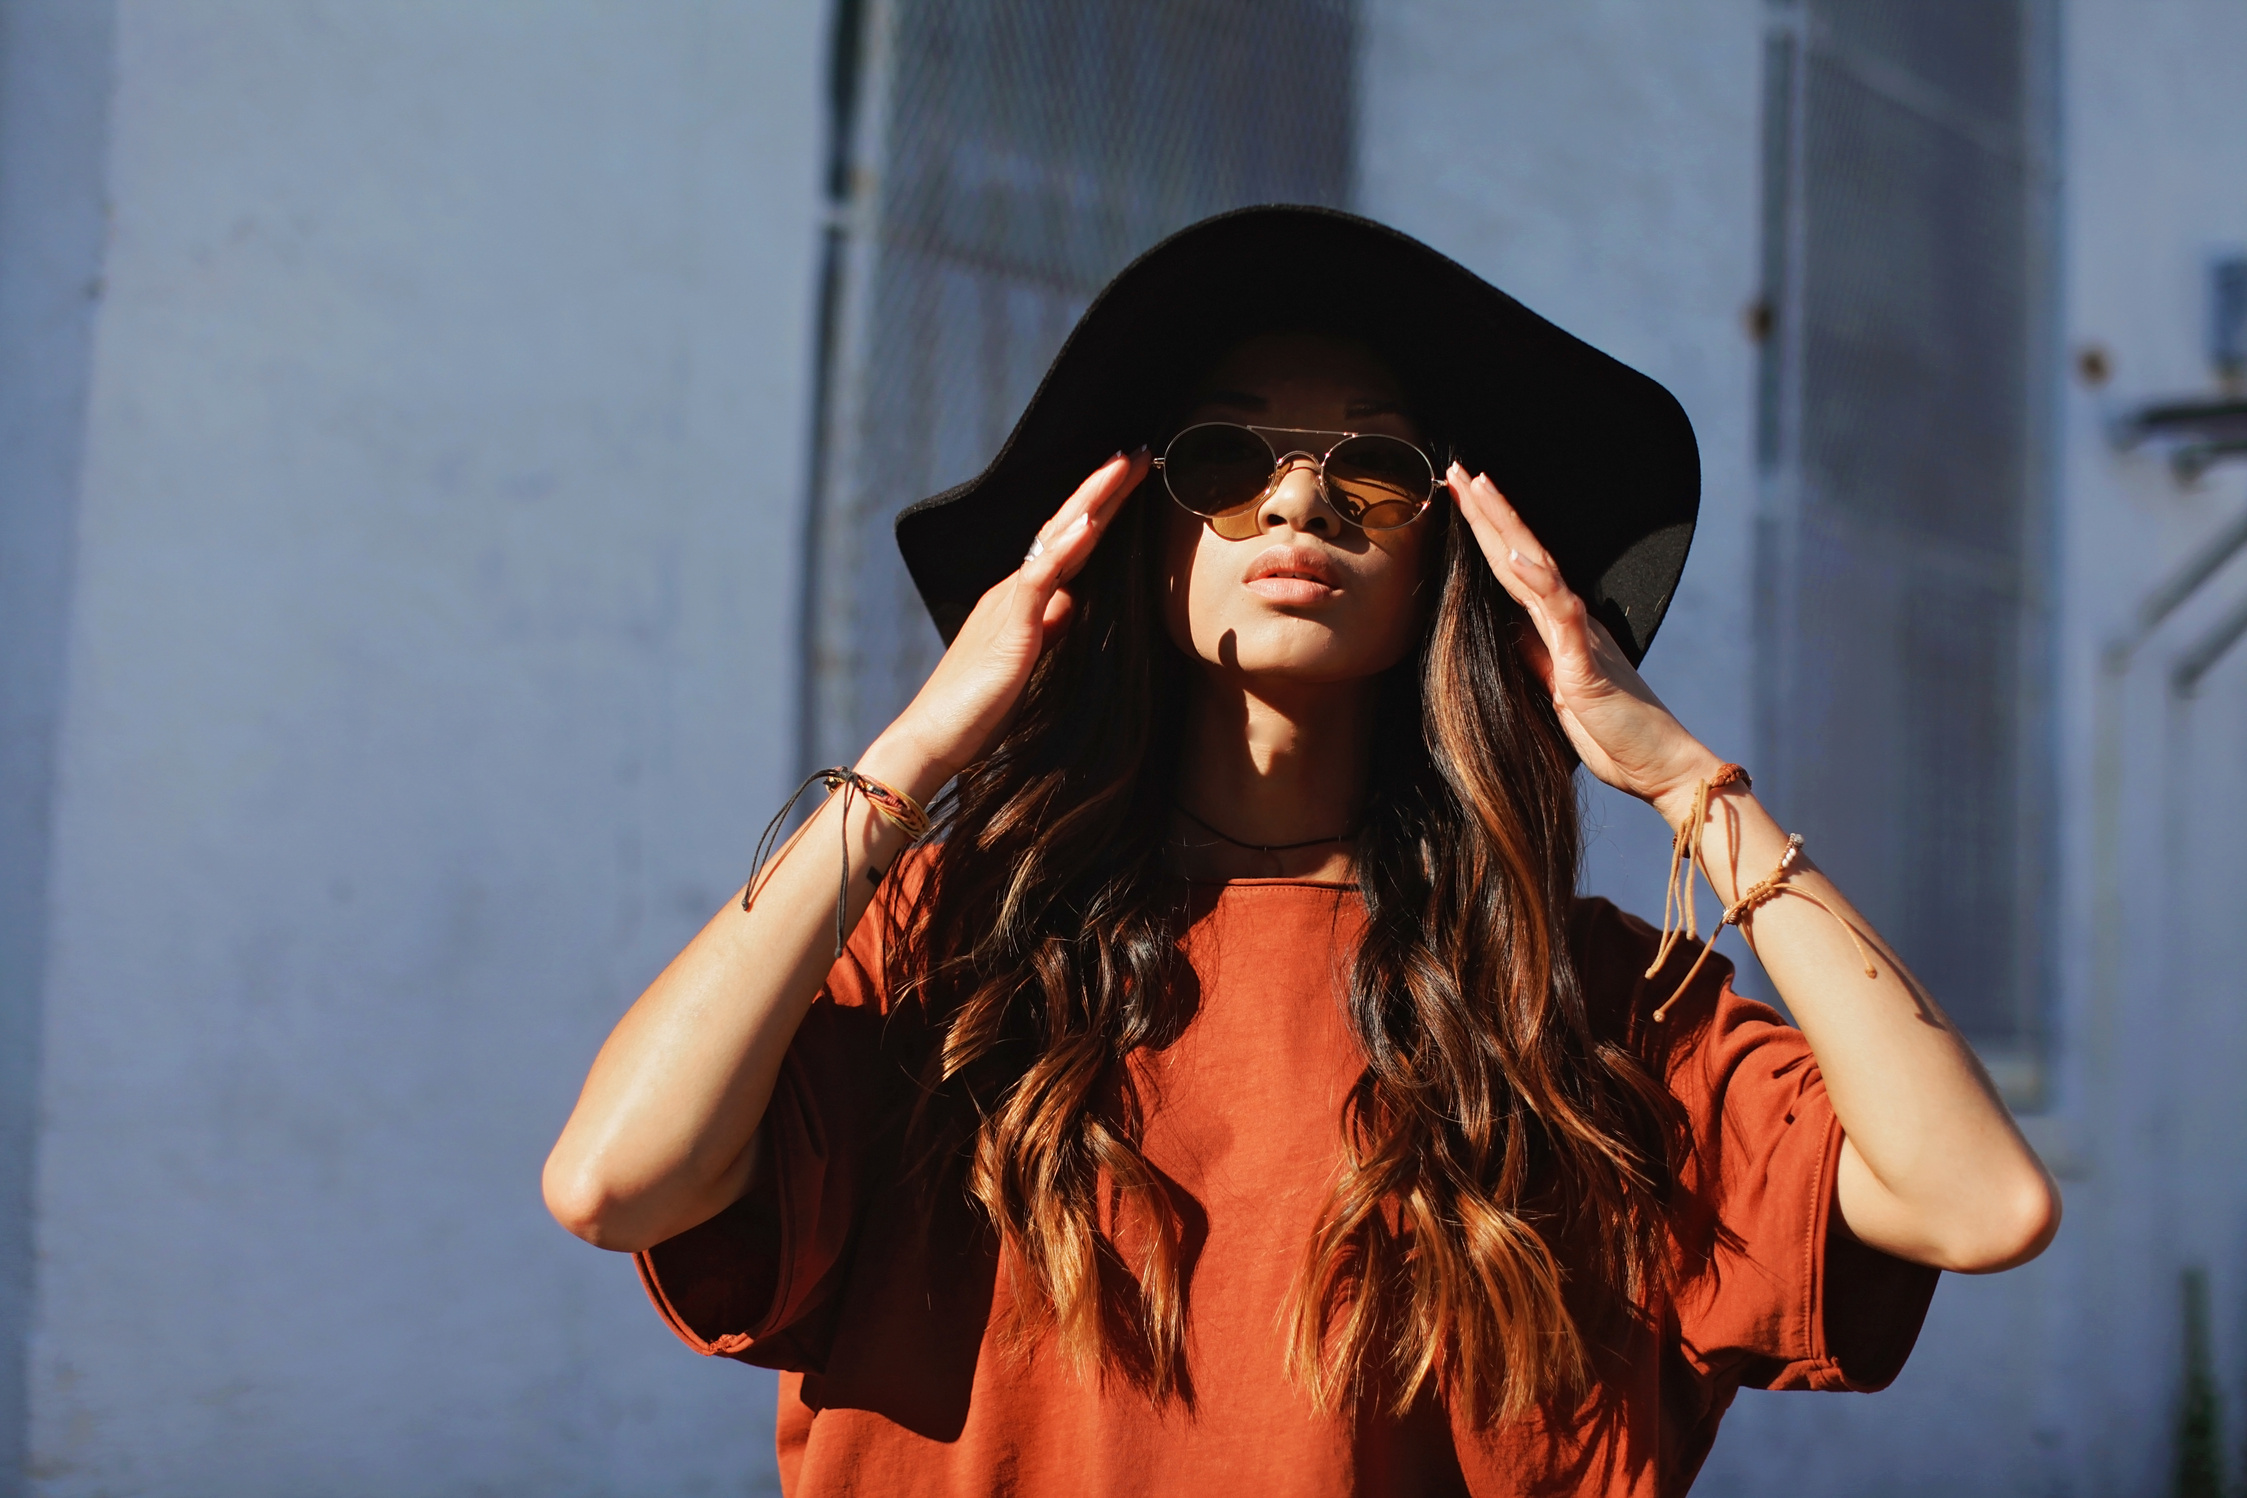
[{"xmin": 866, "ymin": 449, "xmax": 1150, "ymax": 797}]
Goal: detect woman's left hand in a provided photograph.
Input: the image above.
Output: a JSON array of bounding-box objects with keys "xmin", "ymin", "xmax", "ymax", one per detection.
[{"xmin": 1448, "ymin": 464, "xmax": 1718, "ymax": 812}]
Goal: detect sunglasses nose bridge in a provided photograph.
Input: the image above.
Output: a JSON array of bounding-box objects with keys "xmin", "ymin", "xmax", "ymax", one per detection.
[
  {"xmin": 1241, "ymin": 448, "xmax": 1315, "ymax": 505},
  {"xmin": 1258, "ymin": 453, "xmax": 1348, "ymax": 537}
]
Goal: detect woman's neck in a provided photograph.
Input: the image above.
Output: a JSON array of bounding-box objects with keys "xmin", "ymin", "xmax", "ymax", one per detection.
[{"xmin": 1168, "ymin": 671, "xmax": 1375, "ymax": 882}]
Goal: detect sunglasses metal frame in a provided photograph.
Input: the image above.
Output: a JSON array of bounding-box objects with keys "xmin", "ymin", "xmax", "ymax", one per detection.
[{"xmin": 1150, "ymin": 423, "xmax": 1442, "ymax": 534}]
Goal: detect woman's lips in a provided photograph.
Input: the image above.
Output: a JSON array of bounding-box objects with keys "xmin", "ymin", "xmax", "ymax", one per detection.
[
  {"xmin": 1244, "ymin": 545, "xmax": 1343, "ymax": 604},
  {"xmin": 1246, "ymin": 575, "xmax": 1341, "ymax": 605}
]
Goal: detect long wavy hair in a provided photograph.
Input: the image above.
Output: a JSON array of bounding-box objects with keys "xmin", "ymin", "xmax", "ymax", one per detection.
[{"xmin": 884, "ymin": 464, "xmax": 1685, "ymax": 1425}]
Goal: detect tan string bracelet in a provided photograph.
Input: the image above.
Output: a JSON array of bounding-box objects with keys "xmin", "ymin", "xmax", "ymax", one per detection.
[{"xmin": 1645, "ymin": 764, "xmax": 1877, "ymax": 1023}]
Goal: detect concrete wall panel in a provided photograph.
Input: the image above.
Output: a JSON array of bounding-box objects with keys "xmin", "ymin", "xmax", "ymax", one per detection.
[{"xmin": 23, "ymin": 3, "xmax": 821, "ymax": 1491}]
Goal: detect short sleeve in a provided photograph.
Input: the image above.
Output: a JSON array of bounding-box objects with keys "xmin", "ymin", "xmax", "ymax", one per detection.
[
  {"xmin": 633, "ymin": 857, "xmax": 925, "ymax": 1372},
  {"xmin": 1664, "ymin": 980, "xmax": 1937, "ymax": 1392},
  {"xmin": 1571, "ymin": 898, "xmax": 1940, "ymax": 1396}
]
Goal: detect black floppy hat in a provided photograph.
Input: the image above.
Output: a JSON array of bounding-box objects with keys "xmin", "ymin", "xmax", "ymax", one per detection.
[{"xmin": 895, "ymin": 205, "xmax": 1699, "ymax": 666}]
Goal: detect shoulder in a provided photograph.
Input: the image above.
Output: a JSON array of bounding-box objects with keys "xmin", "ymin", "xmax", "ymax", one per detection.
[
  {"xmin": 1566, "ymin": 898, "xmax": 1827, "ymax": 1180},
  {"xmin": 1565, "ymin": 895, "xmax": 1778, "ymax": 1080},
  {"xmin": 883, "ymin": 842, "xmax": 943, "ymax": 906},
  {"xmin": 1565, "ymin": 895, "xmax": 1706, "ymax": 1039},
  {"xmin": 1566, "ymin": 894, "xmax": 1669, "ymax": 998},
  {"xmin": 819, "ymin": 844, "xmax": 944, "ymax": 1016}
]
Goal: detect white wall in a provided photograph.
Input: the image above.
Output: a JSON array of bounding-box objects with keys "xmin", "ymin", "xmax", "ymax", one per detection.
[
  {"xmin": 10, "ymin": 2, "xmax": 823, "ymax": 1491},
  {"xmin": 2045, "ymin": 0, "xmax": 2247, "ymax": 1490}
]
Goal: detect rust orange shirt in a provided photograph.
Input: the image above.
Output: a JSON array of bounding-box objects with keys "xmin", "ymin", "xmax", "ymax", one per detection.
[{"xmin": 637, "ymin": 879, "xmax": 1938, "ymax": 1496}]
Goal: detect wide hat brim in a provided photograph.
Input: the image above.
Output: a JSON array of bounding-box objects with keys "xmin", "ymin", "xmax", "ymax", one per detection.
[{"xmin": 895, "ymin": 205, "xmax": 1699, "ymax": 666}]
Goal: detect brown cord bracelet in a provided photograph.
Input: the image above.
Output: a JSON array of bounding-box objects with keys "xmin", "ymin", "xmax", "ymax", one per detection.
[
  {"xmin": 1645, "ymin": 764, "xmax": 1877, "ymax": 1023},
  {"xmin": 741, "ymin": 767, "xmax": 930, "ymax": 957}
]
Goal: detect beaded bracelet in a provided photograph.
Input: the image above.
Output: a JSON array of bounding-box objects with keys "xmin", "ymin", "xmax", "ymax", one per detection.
[
  {"xmin": 1645, "ymin": 765, "xmax": 1877, "ymax": 1023},
  {"xmin": 740, "ymin": 767, "xmax": 930, "ymax": 956}
]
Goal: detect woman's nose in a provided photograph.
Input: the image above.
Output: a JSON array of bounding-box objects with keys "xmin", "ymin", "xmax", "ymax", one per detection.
[{"xmin": 1257, "ymin": 457, "xmax": 1339, "ymax": 536}]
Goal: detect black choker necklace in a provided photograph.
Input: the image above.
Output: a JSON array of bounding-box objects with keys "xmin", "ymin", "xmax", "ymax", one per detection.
[{"xmin": 1173, "ymin": 804, "xmax": 1353, "ymax": 855}]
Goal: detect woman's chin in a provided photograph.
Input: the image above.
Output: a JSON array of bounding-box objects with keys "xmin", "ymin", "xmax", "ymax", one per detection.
[{"xmin": 1196, "ymin": 625, "xmax": 1404, "ymax": 686}]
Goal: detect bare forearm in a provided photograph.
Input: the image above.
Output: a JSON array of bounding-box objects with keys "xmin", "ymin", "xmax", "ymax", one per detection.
[
  {"xmin": 541, "ymin": 732, "xmax": 944, "ymax": 1253},
  {"xmin": 1652, "ymin": 762, "xmax": 2060, "ymax": 1272}
]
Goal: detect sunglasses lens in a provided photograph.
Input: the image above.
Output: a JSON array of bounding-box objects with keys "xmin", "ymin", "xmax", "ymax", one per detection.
[
  {"xmin": 1163, "ymin": 424, "xmax": 1275, "ymax": 518},
  {"xmin": 1323, "ymin": 435, "xmax": 1434, "ymax": 530}
]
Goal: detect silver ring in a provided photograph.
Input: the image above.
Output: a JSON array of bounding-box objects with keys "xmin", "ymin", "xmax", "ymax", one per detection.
[{"xmin": 1023, "ymin": 535, "xmax": 1047, "ymax": 564}]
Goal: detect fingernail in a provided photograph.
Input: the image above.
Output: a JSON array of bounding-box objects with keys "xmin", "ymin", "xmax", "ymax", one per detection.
[{"xmin": 1509, "ymin": 547, "xmax": 1542, "ymax": 571}]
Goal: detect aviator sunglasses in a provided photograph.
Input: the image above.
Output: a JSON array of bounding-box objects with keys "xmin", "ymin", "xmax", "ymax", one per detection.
[{"xmin": 1152, "ymin": 423, "xmax": 1442, "ymax": 541}]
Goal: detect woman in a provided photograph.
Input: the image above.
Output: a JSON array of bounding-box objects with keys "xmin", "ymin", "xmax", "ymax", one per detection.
[{"xmin": 543, "ymin": 208, "xmax": 2058, "ymax": 1496}]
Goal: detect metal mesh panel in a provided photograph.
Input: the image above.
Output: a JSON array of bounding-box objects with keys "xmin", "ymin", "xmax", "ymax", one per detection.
[
  {"xmin": 1898, "ymin": 572, "xmax": 2024, "ymax": 1025},
  {"xmin": 803, "ymin": 0, "xmax": 1355, "ymax": 770},
  {"xmin": 1758, "ymin": 0, "xmax": 2047, "ymax": 1050},
  {"xmin": 1816, "ymin": 0, "xmax": 2022, "ymax": 134},
  {"xmin": 1780, "ymin": 510, "xmax": 2028, "ymax": 1038},
  {"xmin": 1800, "ymin": 58, "xmax": 2028, "ymax": 552}
]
